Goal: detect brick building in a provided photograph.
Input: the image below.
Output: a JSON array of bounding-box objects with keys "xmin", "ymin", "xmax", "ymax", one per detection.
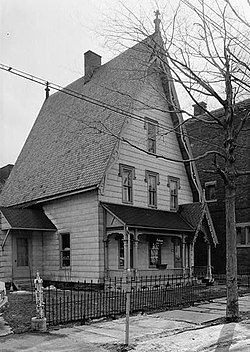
[{"xmin": 186, "ymin": 100, "xmax": 250, "ymax": 274}]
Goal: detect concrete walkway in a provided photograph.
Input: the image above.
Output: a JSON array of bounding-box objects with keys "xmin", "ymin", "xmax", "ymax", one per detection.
[{"xmin": 1, "ymin": 295, "xmax": 250, "ymax": 351}]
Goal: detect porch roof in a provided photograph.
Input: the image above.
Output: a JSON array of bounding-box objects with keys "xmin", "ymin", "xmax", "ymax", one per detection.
[
  {"xmin": 0, "ymin": 206, "xmax": 57, "ymax": 231},
  {"xmin": 101, "ymin": 202, "xmax": 194, "ymax": 232}
]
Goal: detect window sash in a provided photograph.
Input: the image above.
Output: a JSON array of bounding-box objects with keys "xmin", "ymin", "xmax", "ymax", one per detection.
[
  {"xmin": 122, "ymin": 169, "xmax": 132, "ymax": 203},
  {"xmin": 170, "ymin": 180, "xmax": 178, "ymax": 210},
  {"xmin": 148, "ymin": 175, "xmax": 157, "ymax": 206}
]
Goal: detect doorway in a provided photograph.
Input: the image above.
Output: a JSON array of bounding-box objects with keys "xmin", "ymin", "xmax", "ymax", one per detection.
[{"xmin": 12, "ymin": 231, "xmax": 32, "ymax": 280}]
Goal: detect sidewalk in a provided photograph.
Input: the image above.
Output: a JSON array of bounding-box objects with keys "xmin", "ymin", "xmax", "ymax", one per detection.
[{"xmin": 1, "ymin": 295, "xmax": 250, "ymax": 351}]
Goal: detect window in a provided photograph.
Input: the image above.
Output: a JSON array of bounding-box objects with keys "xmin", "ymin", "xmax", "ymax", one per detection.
[
  {"xmin": 149, "ymin": 238, "xmax": 163, "ymax": 267},
  {"xmin": 60, "ymin": 233, "xmax": 70, "ymax": 267},
  {"xmin": 205, "ymin": 181, "xmax": 217, "ymax": 201},
  {"xmin": 172, "ymin": 237, "xmax": 182, "ymax": 268},
  {"xmin": 119, "ymin": 164, "xmax": 135, "ymax": 204},
  {"xmin": 144, "ymin": 118, "xmax": 158, "ymax": 154},
  {"xmin": 117, "ymin": 235, "xmax": 133, "ymax": 269},
  {"xmin": 145, "ymin": 170, "xmax": 159, "ymax": 207},
  {"xmin": 168, "ymin": 176, "xmax": 180, "ymax": 210},
  {"xmin": 236, "ymin": 225, "xmax": 250, "ymax": 246}
]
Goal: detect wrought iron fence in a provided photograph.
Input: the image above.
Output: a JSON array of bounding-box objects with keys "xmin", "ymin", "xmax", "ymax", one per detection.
[{"xmin": 44, "ymin": 274, "xmax": 234, "ymax": 326}]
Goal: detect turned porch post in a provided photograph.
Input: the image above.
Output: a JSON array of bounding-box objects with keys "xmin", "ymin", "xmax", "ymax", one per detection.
[
  {"xmin": 103, "ymin": 237, "xmax": 110, "ymax": 278},
  {"xmin": 133, "ymin": 229, "xmax": 139, "ymax": 275},
  {"xmin": 206, "ymin": 243, "xmax": 212, "ymax": 280}
]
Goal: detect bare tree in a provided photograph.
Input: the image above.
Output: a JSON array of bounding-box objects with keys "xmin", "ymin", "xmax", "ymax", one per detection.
[{"xmin": 102, "ymin": 0, "xmax": 250, "ymax": 321}]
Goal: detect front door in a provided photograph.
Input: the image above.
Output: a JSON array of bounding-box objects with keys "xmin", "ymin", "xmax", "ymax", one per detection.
[{"xmin": 13, "ymin": 232, "xmax": 31, "ymax": 279}]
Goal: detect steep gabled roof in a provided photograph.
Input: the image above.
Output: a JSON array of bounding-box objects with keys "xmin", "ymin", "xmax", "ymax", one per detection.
[
  {"xmin": 179, "ymin": 202, "xmax": 218, "ymax": 246},
  {"xmin": 0, "ymin": 35, "xmax": 159, "ymax": 207}
]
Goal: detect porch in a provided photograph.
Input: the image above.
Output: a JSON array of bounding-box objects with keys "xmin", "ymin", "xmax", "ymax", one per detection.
[{"xmin": 101, "ymin": 202, "xmax": 217, "ymax": 282}]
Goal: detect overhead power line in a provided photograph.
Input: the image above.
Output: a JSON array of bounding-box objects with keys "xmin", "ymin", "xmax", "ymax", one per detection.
[{"xmin": 1, "ymin": 63, "xmax": 228, "ymax": 155}]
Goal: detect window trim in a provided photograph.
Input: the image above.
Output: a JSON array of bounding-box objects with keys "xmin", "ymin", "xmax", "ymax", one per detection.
[
  {"xmin": 205, "ymin": 181, "xmax": 217, "ymax": 202},
  {"xmin": 167, "ymin": 176, "xmax": 180, "ymax": 211},
  {"xmin": 145, "ymin": 170, "xmax": 160, "ymax": 208},
  {"xmin": 59, "ymin": 233, "xmax": 71, "ymax": 268},
  {"xmin": 118, "ymin": 164, "xmax": 136, "ymax": 204}
]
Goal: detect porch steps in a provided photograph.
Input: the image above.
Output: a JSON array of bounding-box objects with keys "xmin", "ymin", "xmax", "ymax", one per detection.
[{"xmin": 13, "ymin": 279, "xmax": 34, "ymax": 292}]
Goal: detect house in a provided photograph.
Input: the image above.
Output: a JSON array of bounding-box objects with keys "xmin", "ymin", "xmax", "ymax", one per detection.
[
  {"xmin": 186, "ymin": 100, "xmax": 250, "ymax": 274},
  {"xmin": 0, "ymin": 164, "xmax": 13, "ymax": 193},
  {"xmin": 0, "ymin": 18, "xmax": 217, "ymax": 289}
]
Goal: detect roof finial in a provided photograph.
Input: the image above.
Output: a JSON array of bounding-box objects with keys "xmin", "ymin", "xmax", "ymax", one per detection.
[
  {"xmin": 45, "ymin": 81, "xmax": 50, "ymax": 100},
  {"xmin": 154, "ymin": 10, "xmax": 161, "ymax": 33}
]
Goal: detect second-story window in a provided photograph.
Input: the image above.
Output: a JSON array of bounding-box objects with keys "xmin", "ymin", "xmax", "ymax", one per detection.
[
  {"xmin": 144, "ymin": 118, "xmax": 158, "ymax": 154},
  {"xmin": 237, "ymin": 225, "xmax": 250, "ymax": 246},
  {"xmin": 168, "ymin": 176, "xmax": 180, "ymax": 211},
  {"xmin": 119, "ymin": 164, "xmax": 135, "ymax": 204},
  {"xmin": 205, "ymin": 181, "xmax": 217, "ymax": 202},
  {"xmin": 145, "ymin": 170, "xmax": 159, "ymax": 207}
]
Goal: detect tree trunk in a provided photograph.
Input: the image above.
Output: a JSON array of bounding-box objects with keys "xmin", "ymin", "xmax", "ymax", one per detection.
[{"xmin": 225, "ymin": 181, "xmax": 239, "ymax": 321}]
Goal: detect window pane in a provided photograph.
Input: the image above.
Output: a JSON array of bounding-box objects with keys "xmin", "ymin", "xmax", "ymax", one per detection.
[
  {"xmin": 236, "ymin": 227, "xmax": 242, "ymax": 244},
  {"xmin": 247, "ymin": 227, "xmax": 250, "ymax": 245},
  {"xmin": 62, "ymin": 234, "xmax": 70, "ymax": 250}
]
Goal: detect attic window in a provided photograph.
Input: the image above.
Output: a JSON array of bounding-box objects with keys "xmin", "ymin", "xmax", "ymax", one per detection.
[{"xmin": 144, "ymin": 118, "xmax": 158, "ymax": 154}]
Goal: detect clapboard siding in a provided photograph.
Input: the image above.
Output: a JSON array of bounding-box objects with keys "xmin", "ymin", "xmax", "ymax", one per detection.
[
  {"xmin": 0, "ymin": 230, "xmax": 12, "ymax": 282},
  {"xmin": 100, "ymin": 74, "xmax": 193, "ymax": 208},
  {"xmin": 42, "ymin": 190, "xmax": 101, "ymax": 282},
  {"xmin": 31, "ymin": 232, "xmax": 43, "ymax": 276}
]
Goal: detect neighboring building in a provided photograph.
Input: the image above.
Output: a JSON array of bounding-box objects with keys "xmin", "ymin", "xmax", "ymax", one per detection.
[
  {"xmin": 186, "ymin": 100, "xmax": 250, "ymax": 274},
  {"xmin": 0, "ymin": 22, "xmax": 217, "ymax": 289},
  {"xmin": 0, "ymin": 164, "xmax": 13, "ymax": 193}
]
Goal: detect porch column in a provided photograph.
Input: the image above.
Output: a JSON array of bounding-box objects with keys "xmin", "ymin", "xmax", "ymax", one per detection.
[
  {"xmin": 190, "ymin": 243, "xmax": 194, "ymax": 277},
  {"xmin": 103, "ymin": 238, "xmax": 110, "ymax": 278},
  {"xmin": 123, "ymin": 231, "xmax": 128, "ymax": 271},
  {"xmin": 133, "ymin": 229, "xmax": 139, "ymax": 276},
  {"xmin": 182, "ymin": 235, "xmax": 186, "ymax": 275},
  {"xmin": 206, "ymin": 243, "xmax": 212, "ymax": 281}
]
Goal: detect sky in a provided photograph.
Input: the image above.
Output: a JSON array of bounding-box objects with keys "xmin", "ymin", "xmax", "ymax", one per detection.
[
  {"xmin": 0, "ymin": 0, "xmax": 154, "ymax": 167},
  {"xmin": 1, "ymin": 0, "xmax": 249, "ymax": 167}
]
